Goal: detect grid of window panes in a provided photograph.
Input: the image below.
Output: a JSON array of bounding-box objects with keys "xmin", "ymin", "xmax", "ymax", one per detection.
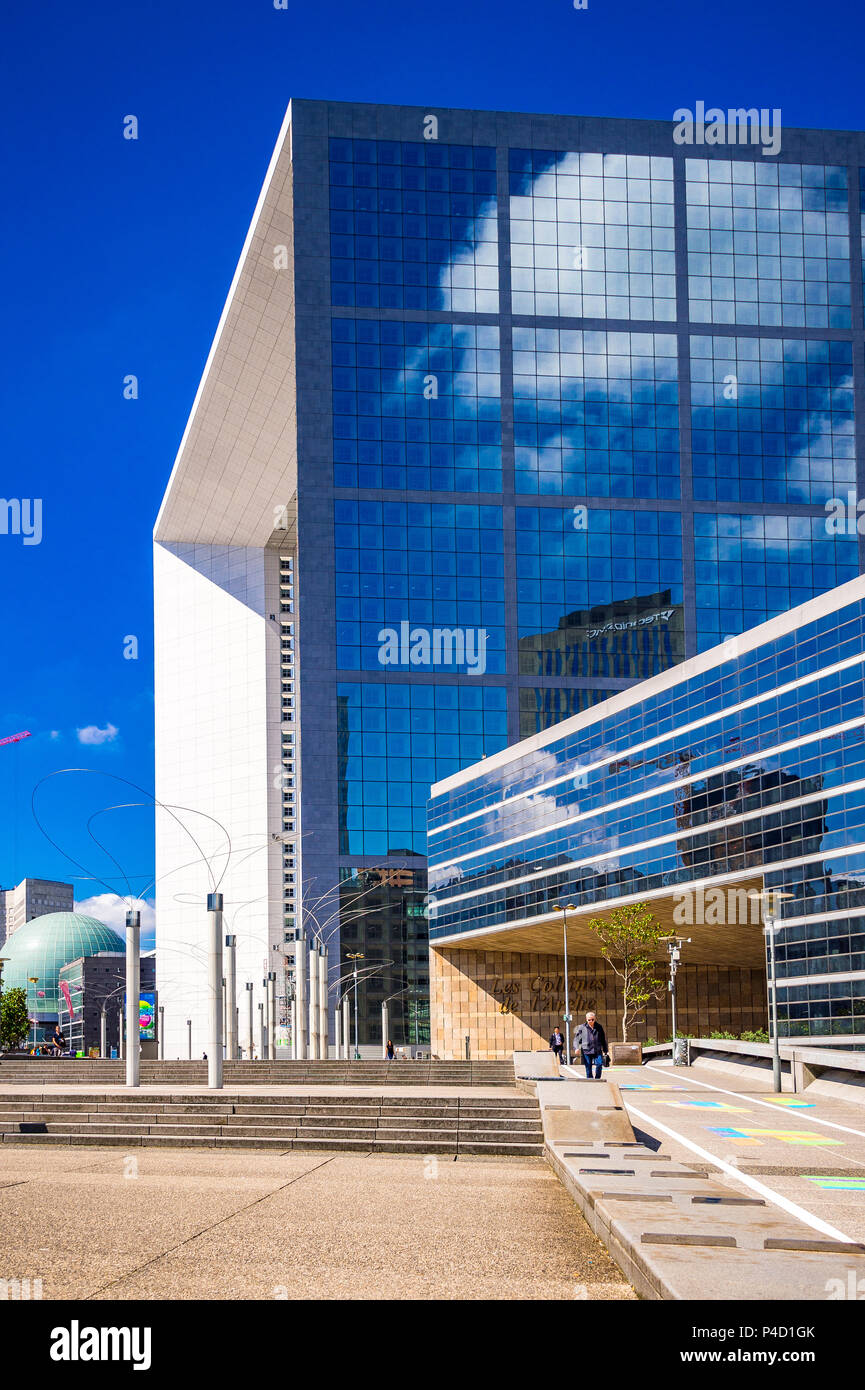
[
  {"xmin": 519, "ymin": 687, "xmax": 613, "ymax": 738},
  {"xmin": 693, "ymin": 513, "xmax": 858, "ymax": 650},
  {"xmin": 777, "ymin": 975, "xmax": 865, "ymax": 1039},
  {"xmin": 430, "ymin": 664, "xmax": 865, "ymax": 876},
  {"xmin": 429, "ymin": 594, "xmax": 865, "ymax": 832},
  {"xmin": 329, "ymin": 139, "xmax": 498, "ymax": 312},
  {"xmin": 685, "ymin": 159, "xmax": 850, "ymax": 328},
  {"xmin": 510, "ymin": 151, "xmax": 676, "ymax": 320},
  {"xmin": 334, "ymin": 500, "xmax": 505, "ymax": 672},
  {"xmin": 512, "ymin": 328, "xmax": 679, "ymax": 498},
  {"xmin": 338, "ymin": 682, "xmax": 507, "ymax": 855},
  {"xmin": 690, "ymin": 335, "xmax": 855, "ymax": 504},
  {"xmin": 515, "ymin": 505, "xmax": 683, "ymax": 633},
  {"xmin": 331, "ymin": 319, "xmax": 502, "ymax": 492}
]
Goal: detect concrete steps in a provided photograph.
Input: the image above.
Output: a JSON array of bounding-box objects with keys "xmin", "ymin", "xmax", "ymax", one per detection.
[
  {"xmin": 0, "ymin": 1091, "xmax": 543, "ymax": 1155},
  {"xmin": 0, "ymin": 1060, "xmax": 514, "ymax": 1086}
]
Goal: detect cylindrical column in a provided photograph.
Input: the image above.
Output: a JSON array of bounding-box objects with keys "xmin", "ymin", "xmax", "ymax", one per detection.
[
  {"xmin": 381, "ymin": 1001, "xmax": 388, "ymax": 1059},
  {"xmin": 308, "ymin": 947, "xmax": 319, "ymax": 1060},
  {"xmin": 187, "ymin": 1018, "xmax": 192, "ymax": 1060},
  {"xmin": 318, "ymin": 947, "xmax": 328, "ymax": 1060},
  {"xmin": 267, "ymin": 972, "xmax": 277, "ymax": 1060},
  {"xmin": 207, "ymin": 892, "xmax": 224, "ymax": 1090},
  {"xmin": 118, "ymin": 1008, "xmax": 124, "ymax": 1060},
  {"xmin": 125, "ymin": 909, "xmax": 141, "ymax": 1087},
  {"xmin": 100, "ymin": 1010, "xmax": 107, "ymax": 1059},
  {"xmin": 342, "ymin": 995, "xmax": 351, "ymax": 1062},
  {"xmin": 259, "ymin": 1001, "xmax": 266, "ymax": 1059},
  {"xmin": 158, "ymin": 1005, "xmax": 164, "ymax": 1060},
  {"xmin": 246, "ymin": 982, "xmax": 254, "ymax": 1059},
  {"xmin": 294, "ymin": 932, "xmax": 306, "ymax": 1060},
  {"xmin": 225, "ymin": 935, "xmax": 237, "ymax": 1061}
]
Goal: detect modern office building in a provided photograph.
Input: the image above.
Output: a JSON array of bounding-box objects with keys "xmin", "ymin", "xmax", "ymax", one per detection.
[
  {"xmin": 154, "ymin": 99, "xmax": 865, "ymax": 1057},
  {"xmin": 0, "ymin": 878, "xmax": 74, "ymax": 948},
  {"xmin": 428, "ymin": 576, "xmax": 865, "ymax": 1055},
  {"xmin": 58, "ymin": 952, "xmax": 156, "ymax": 1058}
]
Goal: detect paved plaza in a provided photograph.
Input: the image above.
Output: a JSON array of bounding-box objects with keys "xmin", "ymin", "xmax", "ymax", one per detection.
[{"xmin": 0, "ymin": 1141, "xmax": 634, "ymax": 1301}]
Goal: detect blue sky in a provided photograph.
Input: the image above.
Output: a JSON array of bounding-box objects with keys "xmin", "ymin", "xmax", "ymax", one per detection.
[{"xmin": 0, "ymin": 0, "xmax": 861, "ymax": 943}]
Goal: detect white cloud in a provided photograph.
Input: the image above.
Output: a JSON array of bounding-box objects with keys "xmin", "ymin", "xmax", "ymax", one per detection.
[
  {"xmin": 76, "ymin": 723, "xmax": 119, "ymax": 746},
  {"xmin": 75, "ymin": 894, "xmax": 155, "ymax": 946}
]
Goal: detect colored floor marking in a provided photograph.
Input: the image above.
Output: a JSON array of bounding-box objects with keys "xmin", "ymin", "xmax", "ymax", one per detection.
[
  {"xmin": 657, "ymin": 1099, "xmax": 750, "ymax": 1112},
  {"xmin": 708, "ymin": 1126, "xmax": 843, "ymax": 1147},
  {"xmin": 618, "ymin": 1084, "xmax": 686, "ymax": 1091},
  {"xmin": 763, "ymin": 1097, "xmax": 815, "ymax": 1108},
  {"xmin": 807, "ymin": 1176, "xmax": 865, "ymax": 1191}
]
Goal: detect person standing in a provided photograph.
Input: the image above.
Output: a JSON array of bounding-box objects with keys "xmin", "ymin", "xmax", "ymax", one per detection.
[
  {"xmin": 52, "ymin": 1025, "xmax": 66, "ymax": 1058},
  {"xmin": 574, "ymin": 1011, "xmax": 608, "ymax": 1079},
  {"xmin": 385, "ymin": 1039, "xmax": 395, "ymax": 1061},
  {"xmin": 549, "ymin": 1024, "xmax": 566, "ymax": 1068}
]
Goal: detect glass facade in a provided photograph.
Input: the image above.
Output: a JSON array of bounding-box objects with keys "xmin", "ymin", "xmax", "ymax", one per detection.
[
  {"xmin": 685, "ymin": 159, "xmax": 850, "ymax": 328},
  {"xmin": 510, "ymin": 151, "xmax": 676, "ymax": 320},
  {"xmin": 428, "ymin": 583, "xmax": 865, "ymax": 1040},
  {"xmin": 513, "ymin": 328, "xmax": 679, "ymax": 498},
  {"xmin": 690, "ymin": 336, "xmax": 855, "ymax": 505},
  {"xmin": 304, "ymin": 105, "xmax": 865, "ymax": 1043}
]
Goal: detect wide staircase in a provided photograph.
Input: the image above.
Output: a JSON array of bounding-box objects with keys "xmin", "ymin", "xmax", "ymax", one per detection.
[
  {"xmin": 0, "ymin": 1090, "xmax": 542, "ymax": 1155},
  {"xmin": 0, "ymin": 1058, "xmax": 515, "ymax": 1087}
]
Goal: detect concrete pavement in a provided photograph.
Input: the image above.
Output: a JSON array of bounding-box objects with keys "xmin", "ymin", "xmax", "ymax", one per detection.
[{"xmin": 0, "ymin": 1144, "xmax": 635, "ymax": 1301}]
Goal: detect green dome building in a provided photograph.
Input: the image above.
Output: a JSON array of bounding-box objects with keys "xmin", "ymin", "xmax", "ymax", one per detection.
[{"xmin": 0, "ymin": 911, "xmax": 125, "ymax": 1035}]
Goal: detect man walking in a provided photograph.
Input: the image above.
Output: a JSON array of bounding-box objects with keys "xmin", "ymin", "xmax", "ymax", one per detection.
[
  {"xmin": 549, "ymin": 1024, "xmax": 566, "ymax": 1069},
  {"xmin": 574, "ymin": 1011, "xmax": 608, "ymax": 1079}
]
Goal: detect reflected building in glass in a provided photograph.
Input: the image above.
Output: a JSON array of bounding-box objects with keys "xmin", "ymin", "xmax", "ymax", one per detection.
[
  {"xmin": 154, "ymin": 101, "xmax": 865, "ymax": 1057},
  {"xmin": 428, "ymin": 578, "xmax": 865, "ymax": 1052}
]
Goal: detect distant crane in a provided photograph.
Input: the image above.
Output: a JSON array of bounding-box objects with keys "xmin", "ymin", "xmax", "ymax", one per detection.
[{"xmin": 0, "ymin": 731, "xmax": 31, "ymax": 747}]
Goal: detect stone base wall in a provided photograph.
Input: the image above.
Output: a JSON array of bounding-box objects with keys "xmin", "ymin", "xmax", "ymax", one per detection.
[{"xmin": 430, "ymin": 947, "xmax": 768, "ymax": 1060}]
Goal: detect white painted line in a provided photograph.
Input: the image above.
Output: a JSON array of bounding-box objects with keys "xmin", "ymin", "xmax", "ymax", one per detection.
[
  {"xmin": 623, "ymin": 1100, "xmax": 857, "ymax": 1245},
  {"xmin": 643, "ymin": 1062, "xmax": 865, "ymax": 1142}
]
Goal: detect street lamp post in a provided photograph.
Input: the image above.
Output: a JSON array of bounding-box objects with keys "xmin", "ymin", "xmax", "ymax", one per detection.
[
  {"xmin": 660, "ymin": 936, "xmax": 691, "ymax": 1064},
  {"xmin": 158, "ymin": 1006, "xmax": 164, "ymax": 1060},
  {"xmin": 553, "ymin": 903, "xmax": 575, "ymax": 1067},
  {"xmin": 246, "ymin": 982, "xmax": 254, "ymax": 1060},
  {"xmin": 749, "ymin": 889, "xmax": 793, "ymax": 1093},
  {"xmin": 27, "ymin": 977, "xmax": 39, "ymax": 1049},
  {"xmin": 0, "ymin": 958, "xmax": 7, "ymax": 1051},
  {"xmin": 186, "ymin": 1018, "xmax": 192, "ymax": 1061},
  {"xmin": 125, "ymin": 909, "xmax": 141, "ymax": 1088},
  {"xmin": 206, "ymin": 892, "xmax": 224, "ymax": 1090},
  {"xmin": 346, "ymin": 953, "xmax": 364, "ymax": 1059},
  {"xmin": 225, "ymin": 935, "xmax": 237, "ymax": 1062}
]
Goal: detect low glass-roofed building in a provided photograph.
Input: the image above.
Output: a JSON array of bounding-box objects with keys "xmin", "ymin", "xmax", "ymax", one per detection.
[{"xmin": 427, "ymin": 576, "xmax": 865, "ymax": 1058}]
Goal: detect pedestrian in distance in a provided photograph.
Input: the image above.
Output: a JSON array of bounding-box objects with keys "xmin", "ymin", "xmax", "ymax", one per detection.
[
  {"xmin": 385, "ymin": 1039, "xmax": 395, "ymax": 1060},
  {"xmin": 573, "ymin": 1011, "xmax": 608, "ymax": 1079},
  {"xmin": 52, "ymin": 1025, "xmax": 66, "ymax": 1058},
  {"xmin": 549, "ymin": 1024, "xmax": 566, "ymax": 1068}
]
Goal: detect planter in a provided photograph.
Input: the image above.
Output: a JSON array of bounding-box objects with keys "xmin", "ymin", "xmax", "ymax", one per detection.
[{"xmin": 609, "ymin": 1041, "xmax": 643, "ymax": 1066}]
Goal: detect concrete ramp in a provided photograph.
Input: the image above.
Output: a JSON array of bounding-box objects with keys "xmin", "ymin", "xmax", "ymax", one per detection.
[
  {"xmin": 537, "ymin": 1080, "xmax": 636, "ymax": 1145},
  {"xmin": 513, "ymin": 1051, "xmax": 560, "ymax": 1081}
]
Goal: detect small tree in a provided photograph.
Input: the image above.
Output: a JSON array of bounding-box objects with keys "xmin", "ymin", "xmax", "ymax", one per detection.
[
  {"xmin": 0, "ymin": 987, "xmax": 31, "ymax": 1051},
  {"xmin": 586, "ymin": 902, "xmax": 665, "ymax": 1042}
]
